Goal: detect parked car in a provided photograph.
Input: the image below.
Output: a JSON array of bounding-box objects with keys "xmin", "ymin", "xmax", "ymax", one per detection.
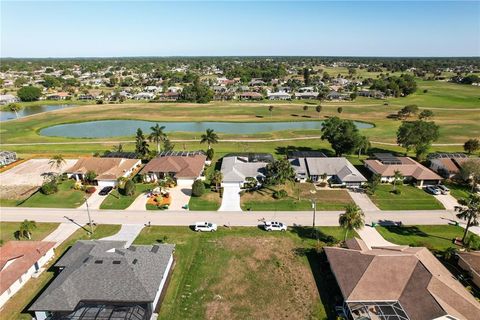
[
  {"xmin": 99, "ymin": 186, "xmax": 113, "ymax": 196},
  {"xmin": 426, "ymin": 186, "xmax": 441, "ymax": 195},
  {"xmin": 194, "ymin": 221, "xmax": 217, "ymax": 232},
  {"xmin": 263, "ymin": 221, "xmax": 287, "ymax": 232},
  {"xmin": 436, "ymin": 184, "xmax": 450, "ymax": 194}
]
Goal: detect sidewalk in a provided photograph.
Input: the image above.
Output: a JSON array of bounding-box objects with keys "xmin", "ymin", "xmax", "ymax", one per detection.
[{"xmin": 42, "ymin": 222, "xmax": 80, "ymax": 248}]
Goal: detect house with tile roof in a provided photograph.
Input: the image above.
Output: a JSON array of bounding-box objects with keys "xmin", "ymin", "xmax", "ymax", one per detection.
[
  {"xmin": 0, "ymin": 241, "xmax": 55, "ymax": 308},
  {"xmin": 30, "ymin": 240, "xmax": 175, "ymax": 320},
  {"xmin": 364, "ymin": 153, "xmax": 443, "ymax": 187},
  {"xmin": 325, "ymin": 238, "xmax": 480, "ymax": 320},
  {"xmin": 429, "ymin": 153, "xmax": 479, "ymax": 179},
  {"xmin": 140, "ymin": 152, "xmax": 206, "ymax": 186},
  {"xmin": 66, "ymin": 157, "xmax": 141, "ymax": 188},
  {"xmin": 457, "ymin": 251, "xmax": 480, "ymax": 288}
]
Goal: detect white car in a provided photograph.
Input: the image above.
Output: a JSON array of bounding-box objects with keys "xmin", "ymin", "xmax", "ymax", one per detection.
[
  {"xmin": 426, "ymin": 185, "xmax": 441, "ymax": 195},
  {"xmin": 194, "ymin": 221, "xmax": 217, "ymax": 232},
  {"xmin": 436, "ymin": 185, "xmax": 450, "ymax": 194},
  {"xmin": 264, "ymin": 221, "xmax": 287, "ymax": 232}
]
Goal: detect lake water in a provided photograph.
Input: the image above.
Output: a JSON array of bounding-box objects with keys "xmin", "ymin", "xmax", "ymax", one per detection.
[
  {"xmin": 0, "ymin": 104, "xmax": 77, "ymax": 122},
  {"xmin": 40, "ymin": 120, "xmax": 374, "ymax": 138}
]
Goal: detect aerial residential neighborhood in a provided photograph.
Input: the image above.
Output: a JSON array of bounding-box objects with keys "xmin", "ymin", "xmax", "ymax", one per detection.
[{"xmin": 1, "ymin": 1, "xmax": 480, "ymax": 320}]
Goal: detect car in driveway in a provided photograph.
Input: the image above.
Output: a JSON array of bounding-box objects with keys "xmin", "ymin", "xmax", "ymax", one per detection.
[
  {"xmin": 426, "ymin": 185, "xmax": 441, "ymax": 195},
  {"xmin": 99, "ymin": 186, "xmax": 113, "ymax": 196},
  {"xmin": 194, "ymin": 222, "xmax": 217, "ymax": 232},
  {"xmin": 263, "ymin": 221, "xmax": 287, "ymax": 232},
  {"xmin": 436, "ymin": 184, "xmax": 450, "ymax": 194}
]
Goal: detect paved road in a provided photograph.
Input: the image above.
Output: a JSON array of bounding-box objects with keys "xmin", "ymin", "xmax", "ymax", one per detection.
[{"xmin": 0, "ymin": 207, "xmax": 458, "ymax": 227}]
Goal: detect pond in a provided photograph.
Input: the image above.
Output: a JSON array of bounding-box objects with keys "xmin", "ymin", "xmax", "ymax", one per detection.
[
  {"xmin": 39, "ymin": 120, "xmax": 374, "ymax": 138},
  {"xmin": 0, "ymin": 104, "xmax": 78, "ymax": 122}
]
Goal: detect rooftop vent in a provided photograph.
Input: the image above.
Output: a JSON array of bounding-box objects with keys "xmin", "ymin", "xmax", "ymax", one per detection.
[
  {"xmin": 151, "ymin": 245, "xmax": 160, "ymax": 253},
  {"xmin": 94, "ymin": 260, "xmax": 103, "ymax": 264},
  {"xmin": 132, "ymin": 259, "xmax": 138, "ymax": 265},
  {"xmin": 112, "ymin": 260, "xmax": 121, "ymax": 265}
]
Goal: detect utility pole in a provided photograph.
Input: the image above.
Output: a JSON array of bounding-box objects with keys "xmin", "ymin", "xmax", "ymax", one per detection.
[
  {"xmin": 85, "ymin": 197, "xmax": 94, "ymax": 236},
  {"xmin": 311, "ymin": 199, "xmax": 316, "ymax": 237}
]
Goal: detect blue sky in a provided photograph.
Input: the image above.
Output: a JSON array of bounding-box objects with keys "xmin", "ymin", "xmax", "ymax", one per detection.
[{"xmin": 1, "ymin": 1, "xmax": 479, "ymax": 57}]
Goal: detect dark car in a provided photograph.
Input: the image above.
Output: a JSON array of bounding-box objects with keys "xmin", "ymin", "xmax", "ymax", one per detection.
[{"xmin": 99, "ymin": 186, "xmax": 113, "ymax": 196}]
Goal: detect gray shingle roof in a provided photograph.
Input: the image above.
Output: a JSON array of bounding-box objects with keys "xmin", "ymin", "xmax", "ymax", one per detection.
[
  {"xmin": 221, "ymin": 156, "xmax": 268, "ymax": 183},
  {"xmin": 304, "ymin": 157, "xmax": 367, "ymax": 183},
  {"xmin": 30, "ymin": 240, "xmax": 174, "ymax": 312}
]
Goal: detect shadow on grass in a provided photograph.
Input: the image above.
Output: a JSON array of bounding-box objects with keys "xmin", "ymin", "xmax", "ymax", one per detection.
[
  {"xmin": 290, "ymin": 226, "xmax": 340, "ymax": 245},
  {"xmin": 381, "ymin": 225, "xmax": 456, "ymax": 243}
]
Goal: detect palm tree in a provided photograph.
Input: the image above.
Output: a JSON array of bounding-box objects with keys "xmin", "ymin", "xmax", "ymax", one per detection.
[
  {"xmin": 315, "ymin": 105, "xmax": 322, "ymax": 119},
  {"xmin": 392, "ymin": 170, "xmax": 403, "ymax": 192},
  {"xmin": 200, "ymin": 128, "xmax": 219, "ymax": 150},
  {"xmin": 339, "ymin": 204, "xmax": 365, "ymax": 241},
  {"xmin": 268, "ymin": 105, "xmax": 274, "ymax": 117},
  {"xmin": 49, "ymin": 154, "xmax": 66, "ymax": 170},
  {"xmin": 112, "ymin": 143, "xmax": 123, "ymax": 152},
  {"xmin": 8, "ymin": 103, "xmax": 21, "ymax": 119},
  {"xmin": 211, "ymin": 170, "xmax": 223, "ymax": 191},
  {"xmin": 19, "ymin": 220, "xmax": 37, "ymax": 240},
  {"xmin": 357, "ymin": 135, "xmax": 371, "ymax": 158},
  {"xmin": 148, "ymin": 124, "xmax": 167, "ymax": 154},
  {"xmin": 135, "ymin": 128, "xmax": 149, "ymax": 157},
  {"xmin": 456, "ymin": 194, "xmax": 480, "ymax": 243}
]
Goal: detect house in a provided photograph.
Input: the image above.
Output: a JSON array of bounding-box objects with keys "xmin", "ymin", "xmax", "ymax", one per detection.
[
  {"xmin": 457, "ymin": 251, "xmax": 480, "ymax": 288},
  {"xmin": 30, "ymin": 240, "xmax": 175, "ymax": 320},
  {"xmin": 66, "ymin": 157, "xmax": 141, "ymax": 187},
  {"xmin": 46, "ymin": 92, "xmax": 71, "ymax": 100},
  {"xmin": 358, "ymin": 89, "xmax": 385, "ymax": 99},
  {"xmin": 325, "ymin": 238, "xmax": 480, "ymax": 320},
  {"xmin": 238, "ymin": 92, "xmax": 263, "ymax": 100},
  {"xmin": 294, "ymin": 91, "xmax": 319, "ymax": 100},
  {"xmin": 0, "ymin": 150, "xmax": 17, "ymax": 166},
  {"xmin": 326, "ymin": 91, "xmax": 347, "ymax": 100},
  {"xmin": 77, "ymin": 94, "xmax": 96, "ymax": 100},
  {"xmin": 133, "ymin": 92, "xmax": 155, "ymax": 100},
  {"xmin": 0, "ymin": 94, "xmax": 20, "ymax": 105},
  {"xmin": 428, "ymin": 153, "xmax": 470, "ymax": 178},
  {"xmin": 141, "ymin": 151, "xmax": 206, "ymax": 186},
  {"xmin": 267, "ymin": 91, "xmax": 291, "ymax": 100},
  {"xmin": 364, "ymin": 153, "xmax": 443, "ymax": 187},
  {"xmin": 221, "ymin": 154, "xmax": 273, "ymax": 187},
  {"xmin": 289, "ymin": 156, "xmax": 367, "ymax": 187},
  {"xmin": 0, "ymin": 241, "xmax": 55, "ymax": 308},
  {"xmin": 158, "ymin": 91, "xmax": 180, "ymax": 101}
]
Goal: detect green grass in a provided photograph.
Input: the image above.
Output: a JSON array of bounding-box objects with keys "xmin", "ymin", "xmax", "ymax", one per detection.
[
  {"xmin": 376, "ymin": 225, "xmax": 480, "ymax": 252},
  {"xmin": 134, "ymin": 226, "xmax": 354, "ymax": 320},
  {"xmin": 100, "ymin": 183, "xmax": 155, "ymax": 210},
  {"xmin": 0, "ymin": 224, "xmax": 121, "ymax": 320},
  {"xmin": 0, "ymin": 222, "xmax": 59, "ymax": 244},
  {"xmin": 369, "ymin": 184, "xmax": 445, "ymax": 210},
  {"xmin": 445, "ymin": 181, "xmax": 473, "ymax": 200},
  {"xmin": 0, "ymin": 198, "xmax": 23, "ymax": 207},
  {"xmin": 188, "ymin": 189, "xmax": 221, "ymax": 210},
  {"xmin": 19, "ymin": 180, "xmax": 86, "ymax": 208}
]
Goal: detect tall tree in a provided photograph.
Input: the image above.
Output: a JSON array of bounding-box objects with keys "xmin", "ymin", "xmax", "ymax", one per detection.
[
  {"xmin": 459, "ymin": 159, "xmax": 480, "ymax": 192},
  {"xmin": 210, "ymin": 170, "xmax": 223, "ymax": 191},
  {"xmin": 265, "ymin": 158, "xmax": 295, "ymax": 185},
  {"xmin": 464, "ymin": 138, "xmax": 480, "ymax": 155},
  {"xmin": 49, "ymin": 154, "xmax": 66, "ymax": 171},
  {"xmin": 397, "ymin": 120, "xmax": 439, "ymax": 159},
  {"xmin": 303, "ymin": 68, "xmax": 310, "ymax": 86},
  {"xmin": 200, "ymin": 128, "xmax": 219, "ymax": 149},
  {"xmin": 339, "ymin": 204, "xmax": 364, "ymax": 241},
  {"xmin": 148, "ymin": 123, "xmax": 167, "ymax": 153},
  {"xmin": 112, "ymin": 143, "xmax": 123, "ymax": 152},
  {"xmin": 303, "ymin": 105, "xmax": 308, "ymax": 114},
  {"xmin": 321, "ymin": 117, "xmax": 362, "ymax": 156},
  {"xmin": 392, "ymin": 170, "xmax": 403, "ymax": 192},
  {"xmin": 268, "ymin": 105, "xmax": 274, "ymax": 117},
  {"xmin": 17, "ymin": 86, "xmax": 42, "ymax": 101},
  {"xmin": 418, "ymin": 109, "xmax": 434, "ymax": 120},
  {"xmin": 315, "ymin": 105, "xmax": 322, "ymax": 119},
  {"xmin": 135, "ymin": 128, "xmax": 149, "ymax": 157},
  {"xmin": 19, "ymin": 220, "xmax": 37, "ymax": 240},
  {"xmin": 456, "ymin": 194, "xmax": 480, "ymax": 243},
  {"xmin": 356, "ymin": 135, "xmax": 370, "ymax": 158}
]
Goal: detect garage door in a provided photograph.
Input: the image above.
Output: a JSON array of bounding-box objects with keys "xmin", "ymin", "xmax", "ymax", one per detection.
[
  {"xmin": 219, "ymin": 183, "xmax": 242, "ymax": 211},
  {"xmin": 177, "ymin": 179, "xmax": 195, "ymax": 187},
  {"xmin": 97, "ymin": 180, "xmax": 116, "ymax": 188}
]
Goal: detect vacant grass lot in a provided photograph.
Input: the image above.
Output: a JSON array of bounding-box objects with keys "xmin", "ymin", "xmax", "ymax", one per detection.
[
  {"xmin": 19, "ymin": 180, "xmax": 86, "ymax": 208},
  {"xmin": 100, "ymin": 183, "xmax": 155, "ymax": 210},
  {"xmin": 368, "ymin": 184, "xmax": 444, "ymax": 210},
  {"xmin": 0, "ymin": 222, "xmax": 59, "ymax": 244},
  {"xmin": 134, "ymin": 226, "xmax": 353, "ymax": 320},
  {"xmin": 188, "ymin": 189, "xmax": 221, "ymax": 210},
  {"xmin": 376, "ymin": 225, "xmax": 479, "ymax": 252},
  {"xmin": 0, "ymin": 224, "xmax": 121, "ymax": 320},
  {"xmin": 241, "ymin": 181, "xmax": 353, "ymax": 211}
]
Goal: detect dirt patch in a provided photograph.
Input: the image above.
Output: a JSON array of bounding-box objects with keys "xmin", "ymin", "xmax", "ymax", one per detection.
[
  {"xmin": 0, "ymin": 185, "xmax": 38, "ymax": 200},
  {"xmin": 205, "ymin": 236, "xmax": 319, "ymax": 320}
]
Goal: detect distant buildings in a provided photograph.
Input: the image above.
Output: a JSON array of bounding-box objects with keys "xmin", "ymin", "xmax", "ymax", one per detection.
[
  {"xmin": 0, "ymin": 94, "xmax": 19, "ymax": 105},
  {"xmin": 0, "ymin": 151, "xmax": 17, "ymax": 166}
]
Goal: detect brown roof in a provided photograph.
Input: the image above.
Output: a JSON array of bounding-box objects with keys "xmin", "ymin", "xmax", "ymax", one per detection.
[
  {"xmin": 364, "ymin": 156, "xmax": 443, "ymax": 181},
  {"xmin": 458, "ymin": 251, "xmax": 480, "ymax": 273},
  {"xmin": 0, "ymin": 241, "xmax": 55, "ymax": 295},
  {"xmin": 141, "ymin": 154, "xmax": 206, "ymax": 179},
  {"xmin": 66, "ymin": 157, "xmax": 140, "ymax": 180},
  {"xmin": 325, "ymin": 240, "xmax": 480, "ymax": 320}
]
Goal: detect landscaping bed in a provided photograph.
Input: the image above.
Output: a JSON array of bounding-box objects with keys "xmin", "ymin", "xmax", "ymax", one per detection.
[{"xmin": 368, "ymin": 184, "xmax": 444, "ymax": 210}]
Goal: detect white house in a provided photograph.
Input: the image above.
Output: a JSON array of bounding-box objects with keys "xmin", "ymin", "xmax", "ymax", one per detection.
[{"xmin": 0, "ymin": 94, "xmax": 20, "ymax": 105}]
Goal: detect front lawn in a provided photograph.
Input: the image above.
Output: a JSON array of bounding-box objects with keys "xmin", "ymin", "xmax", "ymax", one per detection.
[
  {"xmin": 376, "ymin": 225, "xmax": 480, "ymax": 252},
  {"xmin": 19, "ymin": 180, "xmax": 86, "ymax": 208},
  {"xmin": 444, "ymin": 181, "xmax": 473, "ymax": 200},
  {"xmin": 0, "ymin": 222, "xmax": 59, "ymax": 244},
  {"xmin": 188, "ymin": 189, "xmax": 221, "ymax": 210},
  {"xmin": 134, "ymin": 226, "xmax": 353, "ymax": 320},
  {"xmin": 100, "ymin": 183, "xmax": 155, "ymax": 210},
  {"xmin": 241, "ymin": 181, "xmax": 353, "ymax": 211},
  {"xmin": 0, "ymin": 224, "xmax": 121, "ymax": 320},
  {"xmin": 368, "ymin": 184, "xmax": 444, "ymax": 210}
]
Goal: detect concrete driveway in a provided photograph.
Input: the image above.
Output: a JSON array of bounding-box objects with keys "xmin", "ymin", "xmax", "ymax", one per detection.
[
  {"xmin": 356, "ymin": 226, "xmax": 398, "ymax": 249},
  {"xmin": 100, "ymin": 224, "xmax": 144, "ymax": 247},
  {"xmin": 78, "ymin": 189, "xmax": 109, "ymax": 210},
  {"xmin": 219, "ymin": 183, "xmax": 242, "ymax": 211},
  {"xmin": 126, "ymin": 193, "xmax": 148, "ymax": 211},
  {"xmin": 348, "ymin": 189, "xmax": 380, "ymax": 211},
  {"xmin": 168, "ymin": 186, "xmax": 191, "ymax": 211},
  {"xmin": 434, "ymin": 194, "xmax": 459, "ymax": 210}
]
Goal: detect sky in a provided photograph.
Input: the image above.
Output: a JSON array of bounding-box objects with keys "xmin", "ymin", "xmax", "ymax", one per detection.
[{"xmin": 1, "ymin": 1, "xmax": 479, "ymax": 57}]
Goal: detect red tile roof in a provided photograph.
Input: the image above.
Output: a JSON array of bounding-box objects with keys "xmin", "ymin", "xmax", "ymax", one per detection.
[
  {"xmin": 0, "ymin": 241, "xmax": 55, "ymax": 294},
  {"xmin": 365, "ymin": 157, "xmax": 443, "ymax": 181},
  {"xmin": 141, "ymin": 154, "xmax": 206, "ymax": 179}
]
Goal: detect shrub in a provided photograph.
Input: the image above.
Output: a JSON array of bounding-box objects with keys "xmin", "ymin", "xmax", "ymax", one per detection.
[
  {"xmin": 273, "ymin": 189, "xmax": 288, "ymax": 199},
  {"xmin": 192, "ymin": 180, "xmax": 205, "ymax": 197},
  {"xmin": 123, "ymin": 180, "xmax": 136, "ymax": 196},
  {"xmin": 392, "ymin": 189, "xmax": 402, "ymax": 195},
  {"xmin": 85, "ymin": 186, "xmax": 96, "ymax": 194},
  {"xmin": 41, "ymin": 181, "xmax": 58, "ymax": 195}
]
